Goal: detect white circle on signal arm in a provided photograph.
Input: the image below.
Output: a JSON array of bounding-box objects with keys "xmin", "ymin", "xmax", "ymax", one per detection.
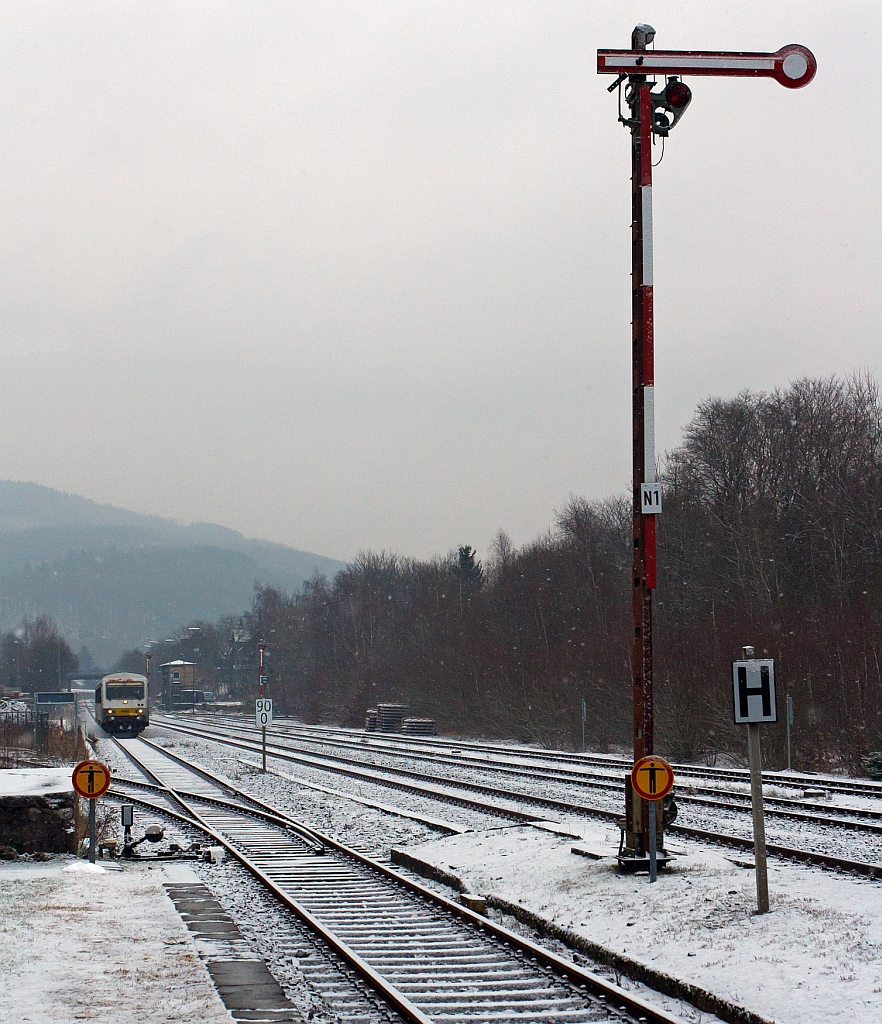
[{"xmin": 783, "ymin": 53, "xmax": 808, "ymax": 79}]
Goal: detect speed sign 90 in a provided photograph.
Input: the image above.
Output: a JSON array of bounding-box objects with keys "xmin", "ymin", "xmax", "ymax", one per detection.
[{"xmin": 255, "ymin": 698, "xmax": 273, "ymax": 728}]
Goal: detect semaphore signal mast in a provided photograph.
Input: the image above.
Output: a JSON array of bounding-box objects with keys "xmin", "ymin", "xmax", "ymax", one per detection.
[{"xmin": 597, "ymin": 25, "xmax": 815, "ymax": 870}]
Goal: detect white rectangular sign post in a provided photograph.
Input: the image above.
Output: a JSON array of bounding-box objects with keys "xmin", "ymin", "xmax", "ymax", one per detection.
[
  {"xmin": 732, "ymin": 660, "xmax": 776, "ymax": 724},
  {"xmin": 732, "ymin": 653, "xmax": 776, "ymax": 912},
  {"xmin": 256, "ymin": 698, "xmax": 272, "ymax": 773},
  {"xmin": 640, "ymin": 482, "xmax": 662, "ymax": 514},
  {"xmin": 255, "ymin": 698, "xmax": 273, "ymax": 727}
]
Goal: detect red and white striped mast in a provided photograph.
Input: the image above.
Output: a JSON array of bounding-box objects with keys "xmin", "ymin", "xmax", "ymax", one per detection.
[
  {"xmin": 628, "ymin": 24, "xmax": 657, "ymax": 774},
  {"xmin": 598, "ymin": 26, "xmax": 816, "ymax": 868}
]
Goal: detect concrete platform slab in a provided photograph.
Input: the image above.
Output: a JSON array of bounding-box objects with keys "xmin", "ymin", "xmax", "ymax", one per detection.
[{"xmin": 163, "ymin": 875, "xmax": 305, "ymax": 1023}]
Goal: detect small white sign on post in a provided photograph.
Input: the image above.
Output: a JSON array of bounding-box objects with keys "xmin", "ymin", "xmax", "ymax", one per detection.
[
  {"xmin": 732, "ymin": 660, "xmax": 777, "ymax": 723},
  {"xmin": 256, "ymin": 698, "xmax": 273, "ymax": 728},
  {"xmin": 732, "ymin": 652, "xmax": 775, "ymax": 914},
  {"xmin": 640, "ymin": 482, "xmax": 662, "ymax": 514}
]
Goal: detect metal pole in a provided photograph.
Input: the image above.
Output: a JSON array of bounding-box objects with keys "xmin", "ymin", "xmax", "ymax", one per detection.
[
  {"xmin": 88, "ymin": 800, "xmax": 96, "ymax": 864},
  {"xmin": 188, "ymin": 626, "xmax": 200, "ymax": 717},
  {"xmin": 648, "ymin": 799, "xmax": 657, "ymax": 882},
  {"xmin": 747, "ymin": 721, "xmax": 770, "ymax": 913},
  {"xmin": 259, "ymin": 643, "xmax": 266, "ymax": 773},
  {"xmin": 786, "ymin": 694, "xmax": 793, "ymax": 771},
  {"xmin": 628, "ymin": 24, "xmax": 657, "ymax": 858},
  {"xmin": 581, "ymin": 698, "xmax": 586, "ymax": 752}
]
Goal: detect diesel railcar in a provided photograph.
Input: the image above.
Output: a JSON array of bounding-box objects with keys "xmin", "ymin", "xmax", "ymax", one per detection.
[{"xmin": 95, "ymin": 672, "xmax": 149, "ymax": 735}]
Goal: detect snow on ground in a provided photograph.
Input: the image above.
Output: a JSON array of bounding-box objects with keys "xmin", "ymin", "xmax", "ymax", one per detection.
[
  {"xmin": 0, "ymin": 858, "xmax": 233, "ymax": 1024},
  {"xmin": 401, "ymin": 819, "xmax": 882, "ymax": 1024},
  {"xmin": 148, "ymin": 725, "xmax": 882, "ymax": 864},
  {"xmin": 126, "ymin": 729, "xmax": 503, "ymax": 843},
  {"xmin": 0, "ymin": 767, "xmax": 73, "ymax": 797}
]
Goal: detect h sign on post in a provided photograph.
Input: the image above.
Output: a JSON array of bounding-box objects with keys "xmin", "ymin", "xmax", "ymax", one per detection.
[{"xmin": 732, "ymin": 660, "xmax": 776, "ymax": 723}]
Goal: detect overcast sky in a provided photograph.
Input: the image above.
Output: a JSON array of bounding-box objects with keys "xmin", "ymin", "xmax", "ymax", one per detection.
[{"xmin": 0, "ymin": 1, "xmax": 879, "ymax": 562}]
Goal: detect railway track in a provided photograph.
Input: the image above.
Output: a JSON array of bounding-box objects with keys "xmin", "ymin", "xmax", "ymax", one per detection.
[
  {"xmin": 167, "ymin": 714, "xmax": 882, "ymax": 831},
  {"xmin": 235, "ymin": 716, "xmax": 882, "ymax": 810},
  {"xmin": 255, "ymin": 717, "xmax": 882, "ymax": 800},
  {"xmin": 106, "ymin": 734, "xmax": 689, "ymax": 1024},
  {"xmin": 149, "ymin": 716, "xmax": 882, "ymax": 877},
  {"xmin": 406, "ymin": 731, "xmax": 882, "ymax": 799}
]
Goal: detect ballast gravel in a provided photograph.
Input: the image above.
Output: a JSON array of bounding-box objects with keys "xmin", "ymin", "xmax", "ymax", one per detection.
[{"xmin": 146, "ymin": 722, "xmax": 882, "ymax": 865}]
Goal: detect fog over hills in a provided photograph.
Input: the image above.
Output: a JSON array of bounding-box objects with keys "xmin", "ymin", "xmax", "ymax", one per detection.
[{"xmin": 0, "ymin": 481, "xmax": 346, "ymax": 667}]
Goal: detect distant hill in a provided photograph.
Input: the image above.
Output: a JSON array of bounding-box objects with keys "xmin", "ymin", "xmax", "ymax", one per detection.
[{"xmin": 0, "ymin": 481, "xmax": 347, "ymax": 666}]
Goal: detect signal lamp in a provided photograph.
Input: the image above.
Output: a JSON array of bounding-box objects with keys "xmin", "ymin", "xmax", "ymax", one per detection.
[
  {"xmin": 665, "ymin": 78, "xmax": 692, "ymax": 110},
  {"xmin": 650, "ymin": 76, "xmax": 692, "ymax": 135}
]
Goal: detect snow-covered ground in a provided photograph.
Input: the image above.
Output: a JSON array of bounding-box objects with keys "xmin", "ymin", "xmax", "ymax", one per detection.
[
  {"xmin": 0, "ymin": 858, "xmax": 234, "ymax": 1024},
  {"xmin": 76, "ymin": 723, "xmax": 882, "ymax": 1024},
  {"xmin": 147, "ymin": 724, "xmax": 882, "ymax": 864},
  {"xmin": 273, "ymin": 734, "xmax": 882, "ymax": 862},
  {"xmin": 401, "ymin": 819, "xmax": 882, "ymax": 1024},
  {"xmin": 0, "ymin": 767, "xmax": 73, "ymax": 797},
  {"xmin": 104, "ymin": 730, "xmax": 503, "ymax": 841}
]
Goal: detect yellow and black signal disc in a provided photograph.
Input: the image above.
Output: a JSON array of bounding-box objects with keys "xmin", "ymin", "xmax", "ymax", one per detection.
[
  {"xmin": 630, "ymin": 755, "xmax": 674, "ymax": 801},
  {"xmin": 72, "ymin": 760, "xmax": 111, "ymax": 799}
]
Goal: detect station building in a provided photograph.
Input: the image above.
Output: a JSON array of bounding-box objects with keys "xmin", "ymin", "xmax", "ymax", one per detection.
[{"xmin": 160, "ymin": 660, "xmax": 197, "ymax": 711}]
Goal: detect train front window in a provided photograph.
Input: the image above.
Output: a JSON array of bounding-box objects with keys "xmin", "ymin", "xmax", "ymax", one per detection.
[{"xmin": 106, "ymin": 683, "xmax": 144, "ymax": 700}]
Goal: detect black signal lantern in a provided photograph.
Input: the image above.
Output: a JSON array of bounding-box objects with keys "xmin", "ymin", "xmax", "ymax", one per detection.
[{"xmin": 651, "ymin": 76, "xmax": 692, "ymax": 135}]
